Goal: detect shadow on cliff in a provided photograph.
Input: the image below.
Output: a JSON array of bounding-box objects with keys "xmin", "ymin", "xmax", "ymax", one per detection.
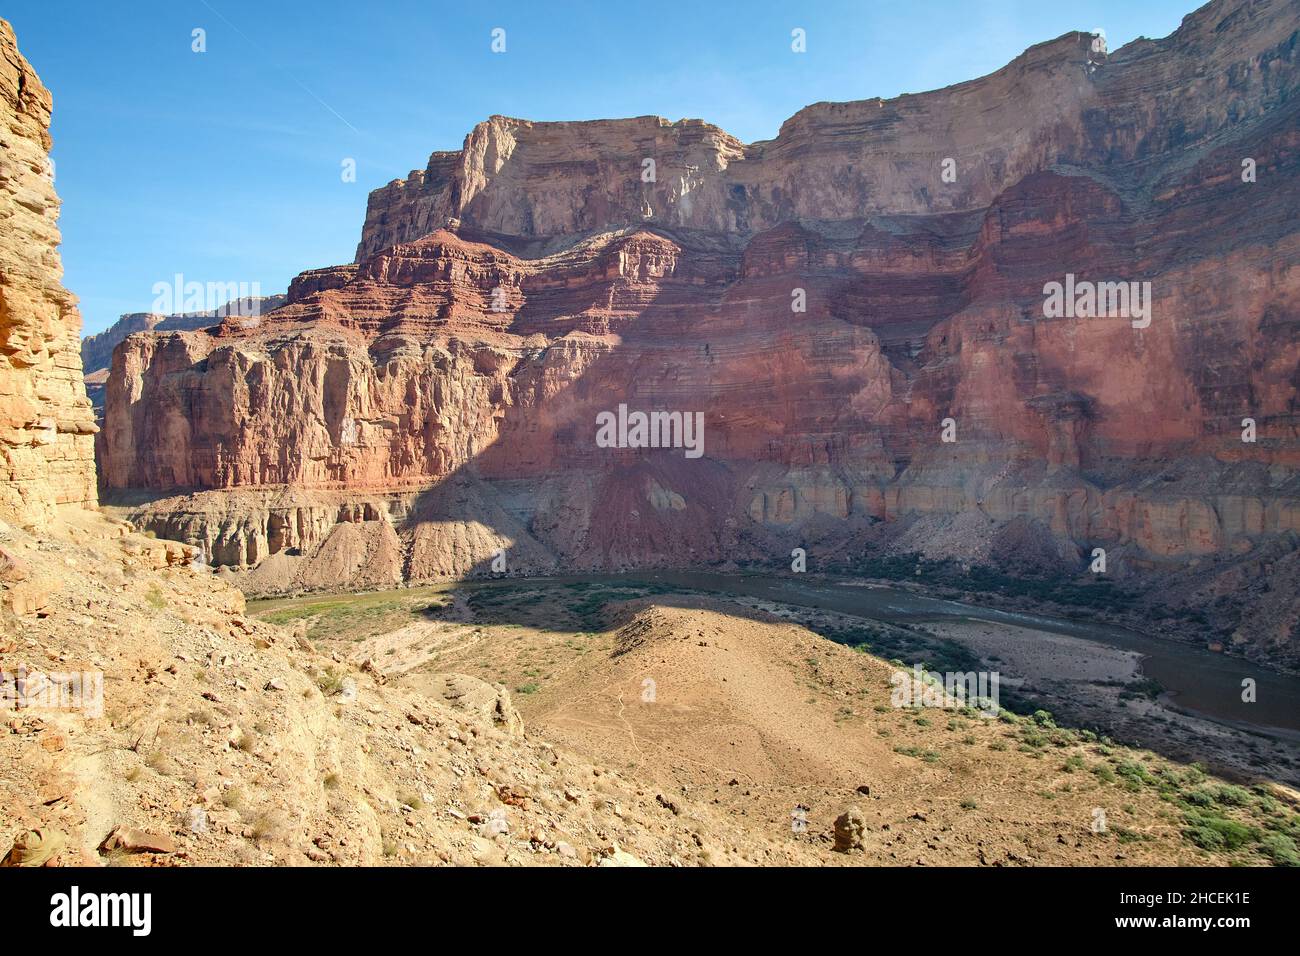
[
  {"xmin": 115, "ymin": 223, "xmax": 1300, "ymax": 782},
  {"xmin": 389, "ymin": 224, "xmax": 812, "ymax": 589}
]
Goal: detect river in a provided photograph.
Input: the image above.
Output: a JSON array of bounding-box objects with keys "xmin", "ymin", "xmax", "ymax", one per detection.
[
  {"xmin": 253, "ymin": 570, "xmax": 1300, "ymax": 739},
  {"xmin": 490, "ymin": 571, "xmax": 1300, "ymax": 738}
]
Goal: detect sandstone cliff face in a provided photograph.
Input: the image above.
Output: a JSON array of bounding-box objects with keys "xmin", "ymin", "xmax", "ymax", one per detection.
[
  {"xmin": 80, "ymin": 296, "xmax": 286, "ymax": 417},
  {"xmin": 81, "ymin": 295, "xmax": 286, "ymax": 379},
  {"xmin": 0, "ymin": 19, "xmax": 96, "ymax": 528},
  {"xmin": 356, "ymin": 1, "xmax": 1297, "ymax": 260},
  {"xmin": 101, "ymin": 0, "xmax": 1300, "ymax": 660}
]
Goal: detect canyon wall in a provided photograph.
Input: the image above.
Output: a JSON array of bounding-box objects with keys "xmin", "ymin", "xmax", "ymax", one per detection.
[
  {"xmin": 100, "ymin": 0, "xmax": 1300, "ymax": 660},
  {"xmin": 356, "ymin": 1, "xmax": 1296, "ymax": 260},
  {"xmin": 80, "ymin": 294, "xmax": 286, "ymax": 415},
  {"xmin": 0, "ymin": 18, "xmax": 96, "ymax": 528}
]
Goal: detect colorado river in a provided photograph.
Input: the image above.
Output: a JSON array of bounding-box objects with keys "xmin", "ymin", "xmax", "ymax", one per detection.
[
  {"xmin": 484, "ymin": 571, "xmax": 1300, "ymax": 738},
  {"xmin": 253, "ymin": 570, "xmax": 1300, "ymax": 739}
]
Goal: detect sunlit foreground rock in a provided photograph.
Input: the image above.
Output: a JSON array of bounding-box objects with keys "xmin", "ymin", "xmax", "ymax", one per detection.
[{"xmin": 0, "ymin": 18, "xmax": 96, "ymax": 527}]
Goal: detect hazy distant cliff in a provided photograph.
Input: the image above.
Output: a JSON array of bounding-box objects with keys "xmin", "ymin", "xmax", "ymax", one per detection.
[{"xmin": 80, "ymin": 295, "xmax": 285, "ymax": 414}]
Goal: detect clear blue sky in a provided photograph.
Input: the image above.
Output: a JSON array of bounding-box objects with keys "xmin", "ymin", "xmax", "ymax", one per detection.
[{"xmin": 6, "ymin": 0, "xmax": 1200, "ymax": 335}]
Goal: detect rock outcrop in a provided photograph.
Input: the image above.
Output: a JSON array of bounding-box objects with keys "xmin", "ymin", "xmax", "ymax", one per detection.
[
  {"xmin": 80, "ymin": 295, "xmax": 285, "ymax": 417},
  {"xmin": 100, "ymin": 0, "xmax": 1300, "ymax": 660},
  {"xmin": 356, "ymin": 2, "xmax": 1296, "ymax": 261},
  {"xmin": 0, "ymin": 18, "xmax": 96, "ymax": 527}
]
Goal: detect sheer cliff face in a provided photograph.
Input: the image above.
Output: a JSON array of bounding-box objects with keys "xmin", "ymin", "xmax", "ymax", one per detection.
[
  {"xmin": 351, "ymin": 40, "xmax": 1105, "ymax": 259},
  {"xmin": 102, "ymin": 0, "xmax": 1299, "ymax": 652},
  {"xmin": 355, "ymin": 0, "xmax": 1298, "ymax": 260},
  {"xmin": 80, "ymin": 295, "xmax": 288, "ymax": 377},
  {"xmin": 0, "ymin": 19, "xmax": 96, "ymax": 528}
]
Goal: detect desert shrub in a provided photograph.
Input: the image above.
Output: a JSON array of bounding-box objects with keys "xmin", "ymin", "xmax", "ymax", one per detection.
[
  {"xmin": 316, "ymin": 667, "xmax": 347, "ymax": 695},
  {"xmin": 1259, "ymin": 833, "xmax": 1300, "ymax": 867},
  {"xmin": 1210, "ymin": 784, "xmax": 1252, "ymax": 807},
  {"xmin": 894, "ymin": 745, "xmax": 940, "ymax": 762},
  {"xmin": 1020, "ymin": 728, "xmax": 1048, "ymax": 749},
  {"xmin": 1254, "ymin": 794, "xmax": 1280, "ymax": 815},
  {"xmin": 248, "ymin": 809, "xmax": 284, "ymax": 843},
  {"xmin": 1115, "ymin": 761, "xmax": 1154, "ymax": 789},
  {"xmin": 1183, "ymin": 810, "xmax": 1257, "ymax": 851}
]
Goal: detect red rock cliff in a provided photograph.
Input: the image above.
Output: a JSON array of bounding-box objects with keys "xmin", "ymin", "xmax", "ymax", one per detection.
[{"xmin": 100, "ymin": 0, "xmax": 1300, "ymax": 659}]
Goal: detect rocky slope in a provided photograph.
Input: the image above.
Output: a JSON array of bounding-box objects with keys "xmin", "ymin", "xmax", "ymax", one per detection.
[
  {"xmin": 1, "ymin": 508, "xmax": 818, "ymax": 867},
  {"xmin": 13, "ymin": 506, "xmax": 1299, "ymax": 867},
  {"xmin": 0, "ymin": 18, "xmax": 96, "ymax": 527},
  {"xmin": 252, "ymin": 579, "xmax": 1300, "ymax": 867},
  {"xmin": 0, "ymin": 18, "xmax": 791, "ymax": 869},
  {"xmin": 100, "ymin": 0, "xmax": 1300, "ymax": 663}
]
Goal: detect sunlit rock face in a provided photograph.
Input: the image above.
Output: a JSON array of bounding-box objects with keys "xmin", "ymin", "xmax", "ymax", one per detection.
[
  {"xmin": 101, "ymin": 0, "xmax": 1299, "ymax": 659},
  {"xmin": 0, "ymin": 19, "xmax": 97, "ymax": 528}
]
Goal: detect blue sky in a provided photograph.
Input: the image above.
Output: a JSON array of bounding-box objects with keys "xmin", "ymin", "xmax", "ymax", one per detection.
[{"xmin": 6, "ymin": 0, "xmax": 1200, "ymax": 336}]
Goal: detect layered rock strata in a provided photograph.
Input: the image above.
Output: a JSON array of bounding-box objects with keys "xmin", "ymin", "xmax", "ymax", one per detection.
[
  {"xmin": 80, "ymin": 294, "xmax": 286, "ymax": 414},
  {"xmin": 0, "ymin": 19, "xmax": 96, "ymax": 527},
  {"xmin": 100, "ymin": 0, "xmax": 1300, "ymax": 661}
]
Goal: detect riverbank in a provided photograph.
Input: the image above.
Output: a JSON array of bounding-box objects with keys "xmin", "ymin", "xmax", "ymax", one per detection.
[
  {"xmin": 698, "ymin": 589, "xmax": 1299, "ymax": 788},
  {"xmin": 250, "ymin": 571, "xmax": 1300, "ymax": 788},
  {"xmin": 247, "ymin": 574, "xmax": 1300, "ymax": 865}
]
